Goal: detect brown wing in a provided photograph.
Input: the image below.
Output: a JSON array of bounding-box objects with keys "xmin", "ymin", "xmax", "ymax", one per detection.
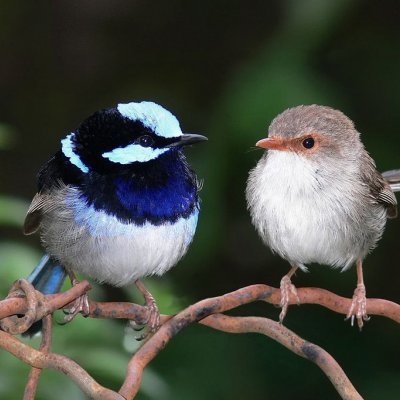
[
  {"xmin": 23, "ymin": 193, "xmax": 47, "ymax": 235},
  {"xmin": 24, "ymin": 150, "xmax": 83, "ymax": 235},
  {"xmin": 377, "ymin": 183, "xmax": 398, "ymax": 218},
  {"xmin": 361, "ymin": 153, "xmax": 398, "ymax": 219},
  {"xmin": 24, "ymin": 191, "xmax": 62, "ymax": 235}
]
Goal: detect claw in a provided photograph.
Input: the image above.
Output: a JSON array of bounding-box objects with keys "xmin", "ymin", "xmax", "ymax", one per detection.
[
  {"xmin": 279, "ymin": 273, "xmax": 299, "ymax": 323},
  {"xmin": 63, "ymin": 293, "xmax": 90, "ymax": 323},
  {"xmin": 133, "ymin": 280, "xmax": 161, "ymax": 340},
  {"xmin": 345, "ymin": 259, "xmax": 369, "ymax": 330},
  {"xmin": 62, "ymin": 271, "xmax": 90, "ymax": 323},
  {"xmin": 346, "ymin": 282, "xmax": 369, "ymax": 330}
]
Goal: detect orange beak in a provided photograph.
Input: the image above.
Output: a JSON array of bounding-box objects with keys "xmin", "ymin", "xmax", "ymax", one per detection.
[{"xmin": 255, "ymin": 137, "xmax": 285, "ymax": 150}]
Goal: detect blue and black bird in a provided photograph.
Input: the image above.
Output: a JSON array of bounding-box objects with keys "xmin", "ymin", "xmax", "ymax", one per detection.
[{"xmin": 24, "ymin": 101, "xmax": 207, "ymax": 333}]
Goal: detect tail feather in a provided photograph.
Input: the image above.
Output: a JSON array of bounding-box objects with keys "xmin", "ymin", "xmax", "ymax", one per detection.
[
  {"xmin": 382, "ymin": 169, "xmax": 400, "ymax": 192},
  {"xmin": 25, "ymin": 254, "xmax": 67, "ymax": 336}
]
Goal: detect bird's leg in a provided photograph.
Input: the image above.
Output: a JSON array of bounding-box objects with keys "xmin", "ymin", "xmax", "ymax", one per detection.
[
  {"xmin": 63, "ymin": 271, "xmax": 90, "ymax": 323},
  {"xmin": 279, "ymin": 265, "xmax": 300, "ymax": 323},
  {"xmin": 346, "ymin": 259, "xmax": 369, "ymax": 330},
  {"xmin": 132, "ymin": 279, "xmax": 160, "ymax": 339}
]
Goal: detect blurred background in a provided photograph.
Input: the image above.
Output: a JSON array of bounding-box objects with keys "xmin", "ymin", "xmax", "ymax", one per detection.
[{"xmin": 1, "ymin": 0, "xmax": 400, "ymax": 398}]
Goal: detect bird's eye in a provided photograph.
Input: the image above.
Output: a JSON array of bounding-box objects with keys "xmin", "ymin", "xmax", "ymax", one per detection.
[
  {"xmin": 138, "ymin": 135, "xmax": 154, "ymax": 147},
  {"xmin": 302, "ymin": 137, "xmax": 315, "ymax": 149}
]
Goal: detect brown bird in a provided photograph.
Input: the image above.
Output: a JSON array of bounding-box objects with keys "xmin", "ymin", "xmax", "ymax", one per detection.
[{"xmin": 246, "ymin": 105, "xmax": 400, "ymax": 328}]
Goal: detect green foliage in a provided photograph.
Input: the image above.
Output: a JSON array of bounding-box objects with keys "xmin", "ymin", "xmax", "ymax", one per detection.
[
  {"xmin": 0, "ymin": 123, "xmax": 17, "ymax": 150},
  {"xmin": 0, "ymin": 196, "xmax": 29, "ymax": 228}
]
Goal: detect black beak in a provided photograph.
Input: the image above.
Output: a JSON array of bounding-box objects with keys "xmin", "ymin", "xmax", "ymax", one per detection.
[{"xmin": 167, "ymin": 133, "xmax": 208, "ymax": 148}]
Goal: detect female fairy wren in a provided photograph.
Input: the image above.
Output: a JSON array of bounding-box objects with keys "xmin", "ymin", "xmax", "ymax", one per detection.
[
  {"xmin": 24, "ymin": 101, "xmax": 207, "ymax": 335},
  {"xmin": 246, "ymin": 105, "xmax": 400, "ymax": 328}
]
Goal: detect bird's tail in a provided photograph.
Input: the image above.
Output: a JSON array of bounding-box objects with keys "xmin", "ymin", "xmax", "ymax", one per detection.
[
  {"xmin": 24, "ymin": 254, "xmax": 67, "ymax": 336},
  {"xmin": 382, "ymin": 169, "xmax": 400, "ymax": 192}
]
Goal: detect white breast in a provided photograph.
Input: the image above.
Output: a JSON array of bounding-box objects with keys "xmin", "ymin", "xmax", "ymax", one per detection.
[
  {"xmin": 246, "ymin": 151, "xmax": 386, "ymax": 270},
  {"xmin": 40, "ymin": 187, "xmax": 198, "ymax": 286}
]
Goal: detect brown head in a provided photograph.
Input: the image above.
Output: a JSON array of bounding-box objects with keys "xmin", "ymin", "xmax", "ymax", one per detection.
[{"xmin": 256, "ymin": 105, "xmax": 363, "ymax": 161}]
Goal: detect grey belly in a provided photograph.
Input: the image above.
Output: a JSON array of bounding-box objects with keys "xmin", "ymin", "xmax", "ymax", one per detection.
[{"xmin": 40, "ymin": 205, "xmax": 198, "ymax": 287}]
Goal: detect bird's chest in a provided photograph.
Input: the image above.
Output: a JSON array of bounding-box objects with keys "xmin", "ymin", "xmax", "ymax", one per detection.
[
  {"xmin": 41, "ymin": 186, "xmax": 199, "ymax": 286},
  {"xmin": 83, "ymin": 170, "xmax": 198, "ymax": 226},
  {"xmin": 248, "ymin": 152, "xmax": 367, "ymax": 267},
  {"xmin": 259, "ymin": 156, "xmax": 330, "ymax": 237}
]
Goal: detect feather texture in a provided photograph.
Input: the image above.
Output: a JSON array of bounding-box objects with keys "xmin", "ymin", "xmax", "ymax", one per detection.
[
  {"xmin": 246, "ymin": 105, "xmax": 395, "ymax": 271},
  {"xmin": 34, "ymin": 184, "xmax": 198, "ymax": 285},
  {"xmin": 24, "ymin": 101, "xmax": 203, "ymax": 290}
]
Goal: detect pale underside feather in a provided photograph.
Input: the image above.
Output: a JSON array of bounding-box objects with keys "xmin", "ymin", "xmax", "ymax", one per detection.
[{"xmin": 246, "ymin": 151, "xmax": 388, "ymax": 271}]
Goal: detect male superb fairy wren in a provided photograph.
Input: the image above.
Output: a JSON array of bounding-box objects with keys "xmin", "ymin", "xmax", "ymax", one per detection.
[
  {"xmin": 246, "ymin": 105, "xmax": 400, "ymax": 328},
  {"xmin": 24, "ymin": 101, "xmax": 207, "ymax": 334}
]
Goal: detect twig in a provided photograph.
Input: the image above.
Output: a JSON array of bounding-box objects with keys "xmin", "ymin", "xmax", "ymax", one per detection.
[
  {"xmin": 0, "ymin": 329, "xmax": 123, "ymax": 400},
  {"xmin": 91, "ymin": 284, "xmax": 400, "ymax": 323},
  {"xmin": 23, "ymin": 314, "xmax": 52, "ymax": 400},
  {"xmin": 1, "ymin": 282, "xmax": 399, "ymax": 399},
  {"xmin": 118, "ymin": 285, "xmax": 367, "ymax": 399},
  {"xmin": 0, "ymin": 279, "xmax": 41, "ymax": 334},
  {"xmin": 0, "ymin": 280, "xmax": 92, "ymax": 321},
  {"xmin": 201, "ymin": 314, "xmax": 363, "ymax": 400},
  {"xmin": 1, "ymin": 283, "xmax": 399, "ymax": 327}
]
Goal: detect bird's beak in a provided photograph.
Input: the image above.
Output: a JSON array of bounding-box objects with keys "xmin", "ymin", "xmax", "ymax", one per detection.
[
  {"xmin": 167, "ymin": 134, "xmax": 208, "ymax": 148},
  {"xmin": 255, "ymin": 137, "xmax": 285, "ymax": 150}
]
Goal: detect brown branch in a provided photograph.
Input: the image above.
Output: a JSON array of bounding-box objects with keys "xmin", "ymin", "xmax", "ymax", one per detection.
[
  {"xmin": 23, "ymin": 314, "xmax": 52, "ymax": 400},
  {"xmin": 1, "ymin": 283, "xmax": 399, "ymax": 326},
  {"xmin": 201, "ymin": 314, "xmax": 363, "ymax": 400},
  {"xmin": 89, "ymin": 284, "xmax": 400, "ymax": 324},
  {"xmin": 0, "ymin": 279, "xmax": 42, "ymax": 334},
  {"xmin": 0, "ymin": 280, "xmax": 92, "ymax": 321},
  {"xmin": 290, "ymin": 287, "xmax": 400, "ymax": 323},
  {"xmin": 118, "ymin": 284, "xmax": 368, "ymax": 399},
  {"xmin": 89, "ymin": 300, "xmax": 148, "ymax": 325},
  {"xmin": 0, "ymin": 328, "xmax": 123, "ymax": 400},
  {"xmin": 1, "ymin": 282, "xmax": 399, "ymax": 399}
]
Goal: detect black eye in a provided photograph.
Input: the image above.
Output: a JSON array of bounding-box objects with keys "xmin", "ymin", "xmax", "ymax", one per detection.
[
  {"xmin": 138, "ymin": 135, "xmax": 154, "ymax": 147},
  {"xmin": 302, "ymin": 137, "xmax": 315, "ymax": 149}
]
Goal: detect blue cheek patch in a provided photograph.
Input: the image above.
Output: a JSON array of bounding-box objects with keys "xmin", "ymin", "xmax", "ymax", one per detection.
[
  {"xmin": 102, "ymin": 144, "xmax": 169, "ymax": 164},
  {"xmin": 117, "ymin": 101, "xmax": 183, "ymax": 139},
  {"xmin": 61, "ymin": 133, "xmax": 89, "ymax": 173}
]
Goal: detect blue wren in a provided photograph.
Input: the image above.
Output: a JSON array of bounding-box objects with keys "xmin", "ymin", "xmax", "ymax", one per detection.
[{"xmin": 24, "ymin": 101, "xmax": 207, "ymax": 335}]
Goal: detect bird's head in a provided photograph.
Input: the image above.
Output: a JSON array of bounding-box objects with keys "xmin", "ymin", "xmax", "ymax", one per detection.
[
  {"xmin": 255, "ymin": 105, "xmax": 362, "ymax": 162},
  {"xmin": 61, "ymin": 101, "xmax": 207, "ymax": 174}
]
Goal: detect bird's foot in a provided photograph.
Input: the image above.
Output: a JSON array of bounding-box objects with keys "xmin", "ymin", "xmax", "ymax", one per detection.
[
  {"xmin": 131, "ymin": 280, "xmax": 160, "ymax": 340},
  {"xmin": 62, "ymin": 276, "xmax": 90, "ymax": 323},
  {"xmin": 141, "ymin": 296, "xmax": 160, "ymax": 339},
  {"xmin": 279, "ymin": 274, "xmax": 300, "ymax": 323},
  {"xmin": 63, "ymin": 293, "xmax": 90, "ymax": 323},
  {"xmin": 346, "ymin": 283, "xmax": 370, "ymax": 330}
]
